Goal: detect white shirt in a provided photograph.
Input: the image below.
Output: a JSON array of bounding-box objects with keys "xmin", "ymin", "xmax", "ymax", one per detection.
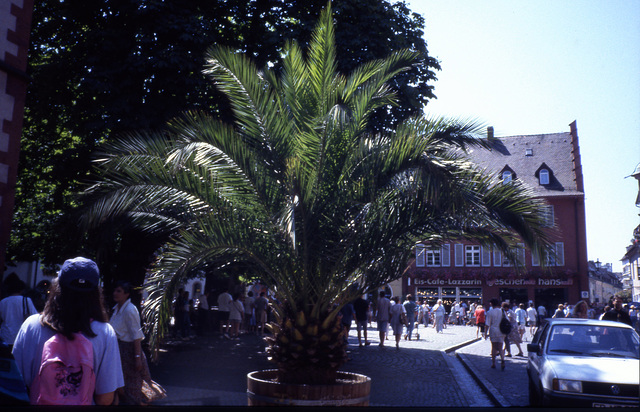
[
  {"xmin": 109, "ymin": 299, "xmax": 145, "ymax": 342},
  {"xmin": 537, "ymin": 305, "xmax": 547, "ymax": 317},
  {"xmin": 229, "ymin": 300, "xmax": 244, "ymax": 321},
  {"xmin": 0, "ymin": 295, "xmax": 37, "ymax": 344},
  {"xmin": 217, "ymin": 292, "xmax": 232, "ymax": 312},
  {"xmin": 198, "ymin": 295, "xmax": 209, "ymax": 310},
  {"xmin": 526, "ymin": 307, "xmax": 537, "ymax": 322}
]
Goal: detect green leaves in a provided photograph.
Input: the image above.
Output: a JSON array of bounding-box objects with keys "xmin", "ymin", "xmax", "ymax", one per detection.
[{"xmin": 85, "ymin": 3, "xmax": 551, "ymax": 371}]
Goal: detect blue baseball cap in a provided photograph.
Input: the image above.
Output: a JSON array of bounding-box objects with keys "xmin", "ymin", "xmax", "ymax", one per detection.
[{"xmin": 58, "ymin": 257, "xmax": 100, "ymax": 290}]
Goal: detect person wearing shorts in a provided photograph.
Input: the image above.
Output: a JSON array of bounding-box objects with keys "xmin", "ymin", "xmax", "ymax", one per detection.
[{"xmin": 376, "ymin": 292, "xmax": 391, "ymax": 347}]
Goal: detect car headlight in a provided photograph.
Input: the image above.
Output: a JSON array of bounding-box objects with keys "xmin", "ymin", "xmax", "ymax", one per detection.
[{"xmin": 553, "ymin": 378, "xmax": 582, "ymax": 393}]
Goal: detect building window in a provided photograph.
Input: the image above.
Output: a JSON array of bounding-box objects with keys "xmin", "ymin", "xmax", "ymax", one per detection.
[
  {"xmin": 541, "ymin": 205, "xmax": 554, "ymax": 227},
  {"xmin": 465, "ymin": 245, "xmax": 480, "ymax": 266},
  {"xmin": 416, "ymin": 244, "xmax": 425, "ymax": 267},
  {"xmin": 503, "ymin": 243, "xmax": 525, "ymax": 266},
  {"xmin": 502, "ymin": 170, "xmax": 512, "ymax": 184},
  {"xmin": 426, "ymin": 248, "xmax": 441, "ymax": 267},
  {"xmin": 539, "ymin": 169, "xmax": 550, "ymax": 185},
  {"xmin": 533, "ymin": 242, "xmax": 565, "ymax": 266},
  {"xmin": 545, "ymin": 242, "xmax": 565, "ymax": 266}
]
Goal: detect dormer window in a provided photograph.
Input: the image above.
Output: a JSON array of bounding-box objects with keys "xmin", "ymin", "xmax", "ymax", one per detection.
[
  {"xmin": 539, "ymin": 169, "xmax": 549, "ymax": 185},
  {"xmin": 500, "ymin": 165, "xmax": 516, "ymax": 184},
  {"xmin": 535, "ymin": 163, "xmax": 553, "ymax": 186}
]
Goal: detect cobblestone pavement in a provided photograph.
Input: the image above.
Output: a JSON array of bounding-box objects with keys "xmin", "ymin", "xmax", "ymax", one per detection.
[{"xmin": 148, "ymin": 322, "xmax": 523, "ymax": 407}]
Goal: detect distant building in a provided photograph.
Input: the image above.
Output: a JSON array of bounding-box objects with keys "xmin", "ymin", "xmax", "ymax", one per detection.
[
  {"xmin": 403, "ymin": 122, "xmax": 589, "ymax": 315},
  {"xmin": 621, "ymin": 163, "xmax": 640, "ymax": 302},
  {"xmin": 587, "ymin": 260, "xmax": 622, "ymax": 307}
]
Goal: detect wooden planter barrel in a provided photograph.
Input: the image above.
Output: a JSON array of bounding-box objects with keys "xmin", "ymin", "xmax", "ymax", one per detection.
[{"xmin": 247, "ymin": 369, "xmax": 371, "ymax": 406}]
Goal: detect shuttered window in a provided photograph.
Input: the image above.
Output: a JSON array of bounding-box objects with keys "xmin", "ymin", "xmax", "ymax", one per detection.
[{"xmin": 454, "ymin": 244, "xmax": 464, "ymax": 267}]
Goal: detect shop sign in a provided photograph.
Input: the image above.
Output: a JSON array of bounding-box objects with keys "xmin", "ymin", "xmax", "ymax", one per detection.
[
  {"xmin": 415, "ymin": 277, "xmax": 574, "ymax": 287},
  {"xmin": 414, "ymin": 278, "xmax": 482, "ymax": 286}
]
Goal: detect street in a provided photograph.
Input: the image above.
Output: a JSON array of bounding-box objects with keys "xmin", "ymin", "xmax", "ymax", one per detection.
[{"xmin": 148, "ymin": 321, "xmax": 534, "ymax": 407}]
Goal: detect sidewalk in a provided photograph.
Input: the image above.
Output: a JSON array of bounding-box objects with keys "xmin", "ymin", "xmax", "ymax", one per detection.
[
  {"xmin": 148, "ymin": 322, "xmax": 528, "ymax": 407},
  {"xmin": 456, "ymin": 328, "xmax": 534, "ymax": 407}
]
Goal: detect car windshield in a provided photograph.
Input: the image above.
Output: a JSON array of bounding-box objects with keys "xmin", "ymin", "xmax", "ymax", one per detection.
[{"xmin": 546, "ymin": 324, "xmax": 640, "ymax": 359}]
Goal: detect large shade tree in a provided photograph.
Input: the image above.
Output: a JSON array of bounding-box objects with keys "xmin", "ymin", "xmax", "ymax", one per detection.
[
  {"xmin": 83, "ymin": 4, "xmax": 550, "ymax": 384},
  {"xmin": 10, "ymin": 0, "xmax": 437, "ymax": 282}
]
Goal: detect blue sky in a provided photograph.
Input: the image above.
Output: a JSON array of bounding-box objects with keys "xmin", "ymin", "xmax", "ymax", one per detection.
[{"xmin": 408, "ymin": 0, "xmax": 640, "ymax": 271}]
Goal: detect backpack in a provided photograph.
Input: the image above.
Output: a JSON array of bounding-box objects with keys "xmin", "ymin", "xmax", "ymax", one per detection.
[
  {"xmin": 30, "ymin": 333, "xmax": 95, "ymax": 405},
  {"xmin": 499, "ymin": 310, "xmax": 512, "ymax": 335}
]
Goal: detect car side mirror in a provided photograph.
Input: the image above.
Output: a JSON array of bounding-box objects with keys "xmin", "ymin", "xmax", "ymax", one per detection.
[{"xmin": 527, "ymin": 343, "xmax": 540, "ymax": 355}]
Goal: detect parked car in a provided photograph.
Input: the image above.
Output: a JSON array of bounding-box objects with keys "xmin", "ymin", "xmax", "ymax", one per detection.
[{"xmin": 527, "ymin": 318, "xmax": 639, "ymax": 407}]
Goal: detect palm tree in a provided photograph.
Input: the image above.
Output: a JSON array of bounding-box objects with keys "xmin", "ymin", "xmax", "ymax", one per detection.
[{"xmin": 83, "ymin": 4, "xmax": 550, "ymax": 384}]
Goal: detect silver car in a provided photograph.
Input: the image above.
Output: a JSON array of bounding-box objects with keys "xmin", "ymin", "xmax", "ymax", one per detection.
[{"xmin": 527, "ymin": 318, "xmax": 639, "ymax": 407}]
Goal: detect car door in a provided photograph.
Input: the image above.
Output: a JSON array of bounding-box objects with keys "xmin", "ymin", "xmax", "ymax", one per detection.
[{"xmin": 528, "ymin": 323, "xmax": 549, "ymax": 387}]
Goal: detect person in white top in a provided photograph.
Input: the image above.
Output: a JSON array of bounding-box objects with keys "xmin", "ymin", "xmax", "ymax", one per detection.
[
  {"xmin": 376, "ymin": 292, "xmax": 391, "ymax": 346},
  {"xmin": 197, "ymin": 291, "xmax": 210, "ymax": 336},
  {"xmin": 0, "ymin": 274, "xmax": 38, "ymax": 346},
  {"xmin": 217, "ymin": 289, "xmax": 233, "ymax": 338},
  {"xmin": 526, "ymin": 302, "xmax": 538, "ymax": 337},
  {"xmin": 228, "ymin": 293, "xmax": 244, "ymax": 340},
  {"xmin": 243, "ymin": 291, "xmax": 255, "ymax": 333},
  {"xmin": 485, "ymin": 298, "xmax": 506, "ymax": 370},
  {"xmin": 110, "ymin": 281, "xmax": 166, "ymax": 405}
]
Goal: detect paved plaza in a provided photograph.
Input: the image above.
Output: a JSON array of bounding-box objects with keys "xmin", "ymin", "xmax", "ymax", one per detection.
[{"xmin": 148, "ymin": 321, "xmax": 536, "ymax": 407}]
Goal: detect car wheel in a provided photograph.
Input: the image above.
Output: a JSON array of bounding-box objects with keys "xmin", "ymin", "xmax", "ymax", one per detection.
[{"xmin": 528, "ymin": 377, "xmax": 541, "ymax": 407}]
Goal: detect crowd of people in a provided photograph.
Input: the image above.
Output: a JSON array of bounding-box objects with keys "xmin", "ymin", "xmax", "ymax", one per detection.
[
  {"xmin": 3, "ymin": 261, "xmax": 639, "ymax": 406},
  {"xmin": 1, "ymin": 257, "xmax": 166, "ymax": 405}
]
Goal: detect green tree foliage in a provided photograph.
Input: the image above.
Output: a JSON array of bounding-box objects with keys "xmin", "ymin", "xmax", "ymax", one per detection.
[
  {"xmin": 10, "ymin": 0, "xmax": 439, "ymax": 281},
  {"xmin": 83, "ymin": 4, "xmax": 550, "ymax": 383}
]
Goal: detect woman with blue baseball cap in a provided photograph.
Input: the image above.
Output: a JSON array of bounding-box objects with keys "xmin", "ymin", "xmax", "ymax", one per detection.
[{"xmin": 12, "ymin": 257, "xmax": 124, "ymax": 405}]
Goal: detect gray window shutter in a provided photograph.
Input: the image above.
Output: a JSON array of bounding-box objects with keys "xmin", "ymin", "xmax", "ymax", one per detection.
[
  {"xmin": 416, "ymin": 245, "xmax": 425, "ymax": 267},
  {"xmin": 442, "ymin": 244, "xmax": 451, "ymax": 267},
  {"xmin": 481, "ymin": 246, "xmax": 491, "ymax": 267},
  {"xmin": 455, "ymin": 244, "xmax": 464, "ymax": 267},
  {"xmin": 493, "ymin": 249, "xmax": 502, "ymax": 267}
]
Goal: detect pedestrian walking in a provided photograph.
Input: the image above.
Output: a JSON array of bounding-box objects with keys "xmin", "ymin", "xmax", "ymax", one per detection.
[
  {"xmin": 376, "ymin": 292, "xmax": 391, "ymax": 346},
  {"xmin": 228, "ymin": 293, "xmax": 244, "ymax": 339},
  {"xmin": 525, "ymin": 302, "xmax": 537, "ymax": 338},
  {"xmin": 569, "ymin": 300, "xmax": 589, "ymax": 319},
  {"xmin": 197, "ymin": 291, "xmax": 210, "ymax": 336},
  {"xmin": 552, "ymin": 304, "xmax": 565, "ymax": 319},
  {"xmin": 217, "ymin": 288, "xmax": 232, "ymax": 338},
  {"xmin": 503, "ymin": 302, "xmax": 524, "ymax": 358},
  {"xmin": 432, "ymin": 299, "xmax": 445, "ymax": 333},
  {"xmin": 485, "ymin": 298, "xmax": 506, "ymax": 370},
  {"xmin": 254, "ymin": 292, "xmax": 269, "ymax": 336},
  {"xmin": 243, "ymin": 291, "xmax": 255, "ymax": 334},
  {"xmin": 0, "ymin": 274, "xmax": 38, "ymax": 347},
  {"xmin": 602, "ymin": 295, "xmax": 632, "ymax": 325},
  {"xmin": 110, "ymin": 281, "xmax": 166, "ymax": 405},
  {"xmin": 389, "ymin": 296, "xmax": 406, "ymax": 349},
  {"xmin": 353, "ymin": 296, "xmax": 370, "ymax": 347},
  {"xmin": 474, "ymin": 304, "xmax": 486, "ymax": 339},
  {"xmin": 340, "ymin": 300, "xmax": 355, "ymax": 345},
  {"xmin": 514, "ymin": 303, "xmax": 527, "ymax": 342},
  {"xmin": 402, "ymin": 294, "xmax": 417, "ymax": 340}
]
